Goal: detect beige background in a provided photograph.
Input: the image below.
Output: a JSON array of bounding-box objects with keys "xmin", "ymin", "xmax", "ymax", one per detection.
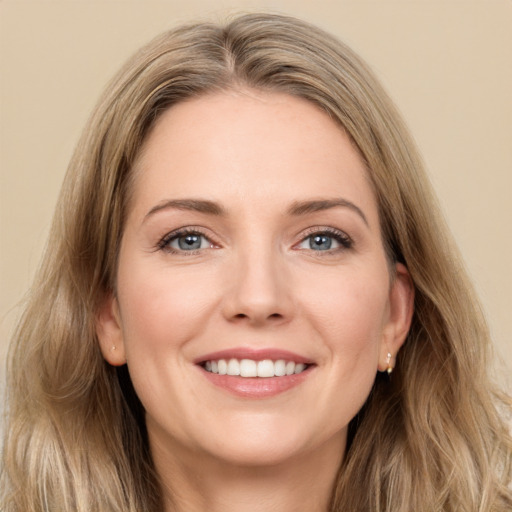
[{"xmin": 1, "ymin": 0, "xmax": 511, "ymax": 389}]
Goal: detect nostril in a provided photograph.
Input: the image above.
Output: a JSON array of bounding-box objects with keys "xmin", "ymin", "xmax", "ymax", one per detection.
[{"xmin": 230, "ymin": 312, "xmax": 283, "ymax": 323}]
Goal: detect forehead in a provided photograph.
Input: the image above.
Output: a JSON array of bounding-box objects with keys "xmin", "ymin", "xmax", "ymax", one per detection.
[{"xmin": 129, "ymin": 89, "xmax": 378, "ymax": 223}]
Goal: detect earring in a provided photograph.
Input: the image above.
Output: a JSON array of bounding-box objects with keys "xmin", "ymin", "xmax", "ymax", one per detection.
[
  {"xmin": 386, "ymin": 352, "xmax": 393, "ymax": 375},
  {"xmin": 111, "ymin": 345, "xmax": 117, "ymax": 352}
]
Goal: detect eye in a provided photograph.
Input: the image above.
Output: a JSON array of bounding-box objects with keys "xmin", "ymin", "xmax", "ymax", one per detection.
[
  {"xmin": 158, "ymin": 229, "xmax": 214, "ymax": 253},
  {"xmin": 297, "ymin": 229, "xmax": 353, "ymax": 252}
]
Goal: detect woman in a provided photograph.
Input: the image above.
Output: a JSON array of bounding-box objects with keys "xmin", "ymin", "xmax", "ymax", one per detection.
[{"xmin": 1, "ymin": 12, "xmax": 511, "ymax": 512}]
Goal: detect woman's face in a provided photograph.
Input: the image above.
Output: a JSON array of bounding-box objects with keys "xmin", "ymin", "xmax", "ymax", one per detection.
[{"xmin": 97, "ymin": 90, "xmax": 413, "ymax": 469}]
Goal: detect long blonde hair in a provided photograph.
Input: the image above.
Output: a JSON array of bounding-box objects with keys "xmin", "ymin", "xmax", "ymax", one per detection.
[{"xmin": 2, "ymin": 13, "xmax": 511, "ymax": 512}]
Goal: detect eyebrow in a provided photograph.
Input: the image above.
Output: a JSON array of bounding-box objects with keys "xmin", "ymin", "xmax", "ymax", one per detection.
[
  {"xmin": 143, "ymin": 197, "xmax": 368, "ymax": 226},
  {"xmin": 287, "ymin": 198, "xmax": 368, "ymax": 226},
  {"xmin": 144, "ymin": 199, "xmax": 226, "ymax": 221}
]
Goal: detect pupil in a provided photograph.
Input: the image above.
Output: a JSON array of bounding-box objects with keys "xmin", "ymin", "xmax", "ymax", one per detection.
[
  {"xmin": 311, "ymin": 235, "xmax": 331, "ymax": 250},
  {"xmin": 179, "ymin": 234, "xmax": 201, "ymax": 250}
]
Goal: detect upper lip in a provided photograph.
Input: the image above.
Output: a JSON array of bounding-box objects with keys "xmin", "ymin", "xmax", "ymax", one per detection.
[{"xmin": 194, "ymin": 348, "xmax": 314, "ymax": 365}]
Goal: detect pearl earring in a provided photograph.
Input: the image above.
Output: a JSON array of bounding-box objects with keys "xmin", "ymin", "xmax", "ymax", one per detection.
[{"xmin": 386, "ymin": 352, "xmax": 393, "ymax": 375}]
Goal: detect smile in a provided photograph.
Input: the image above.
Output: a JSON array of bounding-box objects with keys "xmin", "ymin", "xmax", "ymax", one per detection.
[
  {"xmin": 196, "ymin": 349, "xmax": 315, "ymax": 398},
  {"xmin": 203, "ymin": 358, "xmax": 308, "ymax": 378}
]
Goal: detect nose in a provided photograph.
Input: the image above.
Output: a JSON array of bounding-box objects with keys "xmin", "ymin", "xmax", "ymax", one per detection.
[{"xmin": 221, "ymin": 247, "xmax": 294, "ymax": 327}]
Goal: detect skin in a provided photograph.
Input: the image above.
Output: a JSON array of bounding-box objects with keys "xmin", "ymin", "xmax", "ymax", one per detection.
[{"xmin": 96, "ymin": 89, "xmax": 414, "ymax": 512}]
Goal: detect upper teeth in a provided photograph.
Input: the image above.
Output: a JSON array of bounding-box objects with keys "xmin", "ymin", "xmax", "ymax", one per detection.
[{"xmin": 204, "ymin": 359, "xmax": 307, "ymax": 378}]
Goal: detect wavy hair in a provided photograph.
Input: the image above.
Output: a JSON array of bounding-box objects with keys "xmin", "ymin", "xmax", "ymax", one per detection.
[{"xmin": 2, "ymin": 12, "xmax": 511, "ymax": 512}]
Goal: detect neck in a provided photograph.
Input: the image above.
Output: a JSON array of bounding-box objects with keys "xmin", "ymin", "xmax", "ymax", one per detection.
[{"xmin": 151, "ymin": 433, "xmax": 345, "ymax": 512}]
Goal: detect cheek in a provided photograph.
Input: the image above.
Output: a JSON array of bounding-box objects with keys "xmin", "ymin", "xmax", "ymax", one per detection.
[
  {"xmin": 297, "ymin": 263, "xmax": 390, "ymax": 411},
  {"xmin": 285, "ymin": 266, "xmax": 390, "ymax": 439},
  {"xmin": 302, "ymin": 267, "xmax": 390, "ymax": 347},
  {"xmin": 114, "ymin": 262, "xmax": 222, "ymax": 428},
  {"xmin": 116, "ymin": 262, "xmax": 220, "ymax": 359}
]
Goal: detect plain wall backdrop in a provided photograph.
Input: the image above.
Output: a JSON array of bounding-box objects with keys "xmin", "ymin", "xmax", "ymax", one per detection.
[{"xmin": 1, "ymin": 0, "xmax": 511, "ymax": 389}]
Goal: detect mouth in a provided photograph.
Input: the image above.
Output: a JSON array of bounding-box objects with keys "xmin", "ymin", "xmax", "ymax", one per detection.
[
  {"xmin": 201, "ymin": 358, "xmax": 309, "ymax": 377},
  {"xmin": 195, "ymin": 349, "xmax": 315, "ymax": 398}
]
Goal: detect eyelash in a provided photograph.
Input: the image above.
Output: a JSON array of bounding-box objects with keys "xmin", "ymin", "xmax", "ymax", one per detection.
[
  {"xmin": 156, "ymin": 226, "xmax": 353, "ymax": 255},
  {"xmin": 157, "ymin": 227, "xmax": 213, "ymax": 254},
  {"xmin": 297, "ymin": 227, "xmax": 353, "ymax": 252}
]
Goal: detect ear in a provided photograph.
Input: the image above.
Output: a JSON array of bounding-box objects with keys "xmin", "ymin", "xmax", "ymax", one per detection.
[
  {"xmin": 95, "ymin": 292, "xmax": 127, "ymax": 366},
  {"xmin": 378, "ymin": 262, "xmax": 415, "ymax": 372}
]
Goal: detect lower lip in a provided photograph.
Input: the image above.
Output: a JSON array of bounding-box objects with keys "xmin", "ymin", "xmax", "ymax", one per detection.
[{"xmin": 199, "ymin": 366, "xmax": 314, "ymax": 398}]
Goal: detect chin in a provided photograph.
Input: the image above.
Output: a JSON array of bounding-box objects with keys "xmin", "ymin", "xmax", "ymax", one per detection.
[
  {"xmin": 189, "ymin": 415, "xmax": 347, "ymax": 469},
  {"xmin": 205, "ymin": 441, "xmax": 311, "ymax": 468}
]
